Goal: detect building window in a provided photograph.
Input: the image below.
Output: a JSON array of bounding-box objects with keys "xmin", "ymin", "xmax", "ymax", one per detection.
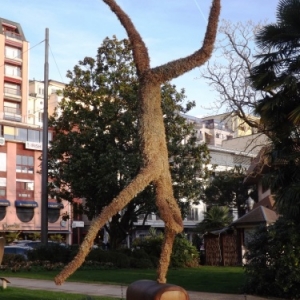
[
  {"xmin": 0, "ymin": 178, "xmax": 6, "ymax": 198},
  {"xmin": 16, "ymin": 128, "xmax": 27, "ymax": 141},
  {"xmin": 15, "ymin": 201, "xmax": 38, "ymax": 223},
  {"xmin": 3, "ymin": 101, "xmax": 21, "ymax": 122},
  {"xmin": 4, "ymin": 82, "xmax": 21, "ymax": 96},
  {"xmin": 48, "ymin": 203, "xmax": 63, "ymax": 223},
  {"xmin": 16, "ymin": 155, "xmax": 34, "ymax": 174},
  {"xmin": 4, "ymin": 101, "xmax": 21, "ymax": 114},
  {"xmin": 0, "ymin": 154, "xmax": 6, "ymax": 172},
  {"xmin": 0, "ymin": 199, "xmax": 10, "ymax": 221},
  {"xmin": 28, "ymin": 129, "xmax": 41, "ymax": 142},
  {"xmin": 2, "ymin": 125, "xmax": 51, "ymax": 142},
  {"xmin": 3, "ymin": 126, "xmax": 16, "ymax": 139},
  {"xmin": 38, "ymin": 88, "xmax": 44, "ymax": 95},
  {"xmin": 16, "ymin": 181, "xmax": 34, "ymax": 199},
  {"xmin": 187, "ymin": 207, "xmax": 199, "ymax": 221},
  {"xmin": 5, "ymin": 45, "xmax": 22, "ymax": 59},
  {"xmin": 5, "ymin": 64, "xmax": 21, "ymax": 77}
]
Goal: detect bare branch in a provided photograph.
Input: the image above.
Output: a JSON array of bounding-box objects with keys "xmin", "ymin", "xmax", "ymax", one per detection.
[{"xmin": 200, "ymin": 20, "xmax": 266, "ymax": 127}]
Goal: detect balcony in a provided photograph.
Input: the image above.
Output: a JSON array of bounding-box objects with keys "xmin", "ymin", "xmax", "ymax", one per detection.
[
  {"xmin": 4, "ymin": 87, "xmax": 21, "ymax": 100},
  {"xmin": 4, "ymin": 106, "xmax": 22, "ymax": 122},
  {"xmin": 4, "ymin": 31, "xmax": 22, "ymax": 41},
  {"xmin": 4, "ymin": 69, "xmax": 21, "ymax": 78}
]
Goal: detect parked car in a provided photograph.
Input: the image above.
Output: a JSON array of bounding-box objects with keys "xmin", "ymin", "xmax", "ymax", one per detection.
[
  {"xmin": 9, "ymin": 240, "xmax": 32, "ymax": 246},
  {"xmin": 4, "ymin": 246, "xmax": 32, "ymax": 260},
  {"xmin": 20, "ymin": 240, "xmax": 66, "ymax": 249}
]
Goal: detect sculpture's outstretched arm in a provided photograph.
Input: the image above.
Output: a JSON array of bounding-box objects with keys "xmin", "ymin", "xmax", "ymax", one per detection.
[
  {"xmin": 151, "ymin": 0, "xmax": 220, "ymax": 83},
  {"xmin": 103, "ymin": 0, "xmax": 150, "ymax": 75},
  {"xmin": 54, "ymin": 163, "xmax": 160, "ymax": 285}
]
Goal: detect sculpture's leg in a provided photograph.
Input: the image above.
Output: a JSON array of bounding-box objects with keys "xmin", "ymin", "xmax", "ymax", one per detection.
[
  {"xmin": 157, "ymin": 226, "xmax": 177, "ymax": 283},
  {"xmin": 154, "ymin": 170, "xmax": 184, "ymax": 283},
  {"xmin": 55, "ymin": 164, "xmax": 160, "ymax": 285}
]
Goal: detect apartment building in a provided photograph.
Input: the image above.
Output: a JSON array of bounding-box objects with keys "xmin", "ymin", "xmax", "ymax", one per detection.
[{"xmin": 0, "ymin": 18, "xmax": 71, "ymax": 243}]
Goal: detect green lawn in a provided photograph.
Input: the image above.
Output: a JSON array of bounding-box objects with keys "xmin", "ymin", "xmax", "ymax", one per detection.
[
  {"xmin": 1, "ymin": 266, "xmax": 246, "ymax": 294},
  {"xmin": 0, "ymin": 287, "xmax": 116, "ymax": 300}
]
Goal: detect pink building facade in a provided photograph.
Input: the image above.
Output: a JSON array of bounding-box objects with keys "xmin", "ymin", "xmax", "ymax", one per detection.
[{"xmin": 0, "ymin": 18, "xmax": 71, "ymax": 243}]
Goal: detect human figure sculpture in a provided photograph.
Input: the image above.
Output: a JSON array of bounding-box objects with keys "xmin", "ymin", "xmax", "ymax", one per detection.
[{"xmin": 55, "ymin": 0, "xmax": 220, "ymax": 285}]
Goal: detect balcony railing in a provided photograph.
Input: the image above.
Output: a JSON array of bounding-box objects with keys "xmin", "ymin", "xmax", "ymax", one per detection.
[
  {"xmin": 4, "ymin": 106, "xmax": 21, "ymax": 115},
  {"xmin": 5, "ymin": 69, "xmax": 21, "ymax": 77},
  {"xmin": 4, "ymin": 87, "xmax": 21, "ymax": 96},
  {"xmin": 4, "ymin": 31, "xmax": 22, "ymax": 41},
  {"xmin": 5, "ymin": 53, "xmax": 22, "ymax": 60},
  {"xmin": 3, "ymin": 106, "xmax": 22, "ymax": 122}
]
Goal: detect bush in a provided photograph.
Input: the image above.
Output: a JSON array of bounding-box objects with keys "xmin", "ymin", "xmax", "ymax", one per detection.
[
  {"xmin": 130, "ymin": 258, "xmax": 154, "ymax": 268},
  {"xmin": 27, "ymin": 244, "xmax": 72, "ymax": 263},
  {"xmin": 244, "ymin": 217, "xmax": 300, "ymax": 299},
  {"xmin": 2, "ymin": 253, "xmax": 26, "ymax": 265},
  {"xmin": 171, "ymin": 235, "xmax": 199, "ymax": 268},
  {"xmin": 86, "ymin": 249, "xmax": 130, "ymax": 268},
  {"xmin": 132, "ymin": 232, "xmax": 199, "ymax": 268}
]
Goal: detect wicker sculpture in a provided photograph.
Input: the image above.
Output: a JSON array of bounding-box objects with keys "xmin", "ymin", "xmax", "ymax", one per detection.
[{"xmin": 55, "ymin": 0, "xmax": 220, "ymax": 285}]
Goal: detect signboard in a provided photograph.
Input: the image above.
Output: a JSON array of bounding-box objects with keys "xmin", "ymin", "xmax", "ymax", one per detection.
[
  {"xmin": 25, "ymin": 141, "xmax": 42, "ymax": 151},
  {"xmin": 2, "ymin": 223, "xmax": 21, "ymax": 230},
  {"xmin": 72, "ymin": 221, "xmax": 84, "ymax": 228}
]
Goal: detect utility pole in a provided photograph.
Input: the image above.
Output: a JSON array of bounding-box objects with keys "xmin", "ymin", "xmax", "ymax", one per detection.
[{"xmin": 41, "ymin": 28, "xmax": 49, "ymax": 245}]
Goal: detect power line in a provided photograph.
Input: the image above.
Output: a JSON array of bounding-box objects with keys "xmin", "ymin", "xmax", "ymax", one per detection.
[
  {"xmin": 0, "ymin": 39, "xmax": 45, "ymax": 70},
  {"xmin": 49, "ymin": 44, "xmax": 65, "ymax": 84}
]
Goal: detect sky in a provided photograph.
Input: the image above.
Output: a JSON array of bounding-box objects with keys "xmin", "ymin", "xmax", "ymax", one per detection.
[{"xmin": 1, "ymin": 0, "xmax": 279, "ymax": 117}]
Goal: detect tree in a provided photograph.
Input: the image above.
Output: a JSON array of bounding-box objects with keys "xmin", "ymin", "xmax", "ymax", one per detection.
[
  {"xmin": 200, "ymin": 20, "xmax": 265, "ymax": 131},
  {"xmin": 48, "ymin": 37, "xmax": 211, "ymax": 249},
  {"xmin": 204, "ymin": 166, "xmax": 257, "ymax": 218},
  {"xmin": 196, "ymin": 206, "xmax": 233, "ymax": 233},
  {"xmin": 54, "ymin": 0, "xmax": 220, "ymax": 285},
  {"xmin": 250, "ymin": 0, "xmax": 300, "ymax": 220},
  {"xmin": 244, "ymin": 217, "xmax": 300, "ymax": 299}
]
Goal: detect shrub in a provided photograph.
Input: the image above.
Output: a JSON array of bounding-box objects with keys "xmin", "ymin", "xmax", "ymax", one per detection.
[
  {"xmin": 86, "ymin": 249, "xmax": 130, "ymax": 268},
  {"xmin": 244, "ymin": 217, "xmax": 300, "ymax": 299},
  {"xmin": 132, "ymin": 232, "xmax": 199, "ymax": 268},
  {"xmin": 130, "ymin": 248, "xmax": 150, "ymax": 260},
  {"xmin": 27, "ymin": 244, "xmax": 71, "ymax": 263},
  {"xmin": 171, "ymin": 235, "xmax": 199, "ymax": 268},
  {"xmin": 130, "ymin": 258, "xmax": 154, "ymax": 268},
  {"xmin": 2, "ymin": 253, "xmax": 26, "ymax": 265}
]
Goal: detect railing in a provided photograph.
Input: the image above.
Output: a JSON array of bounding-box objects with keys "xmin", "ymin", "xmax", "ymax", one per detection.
[
  {"xmin": 4, "ymin": 87, "xmax": 21, "ymax": 96},
  {"xmin": 3, "ymin": 107, "xmax": 22, "ymax": 122},
  {"xmin": 4, "ymin": 69, "xmax": 22, "ymax": 77},
  {"xmin": 4, "ymin": 31, "xmax": 22, "ymax": 41},
  {"xmin": 4, "ymin": 106, "xmax": 21, "ymax": 115},
  {"xmin": 5, "ymin": 53, "xmax": 22, "ymax": 59}
]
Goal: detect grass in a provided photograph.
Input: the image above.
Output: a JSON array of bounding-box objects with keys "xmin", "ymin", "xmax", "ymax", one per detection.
[
  {"xmin": 1, "ymin": 266, "xmax": 246, "ymax": 294},
  {"xmin": 0, "ymin": 287, "xmax": 117, "ymax": 300}
]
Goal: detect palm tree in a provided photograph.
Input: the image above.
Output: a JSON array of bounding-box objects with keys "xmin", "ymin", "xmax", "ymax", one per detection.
[
  {"xmin": 250, "ymin": 0, "xmax": 300, "ymax": 220},
  {"xmin": 196, "ymin": 206, "xmax": 233, "ymax": 233}
]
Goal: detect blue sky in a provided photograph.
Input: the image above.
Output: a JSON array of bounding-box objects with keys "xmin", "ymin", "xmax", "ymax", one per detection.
[{"xmin": 1, "ymin": 0, "xmax": 278, "ymax": 117}]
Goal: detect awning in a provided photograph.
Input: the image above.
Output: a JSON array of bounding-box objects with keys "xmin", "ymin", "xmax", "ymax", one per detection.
[
  {"xmin": 48, "ymin": 202, "xmax": 64, "ymax": 209},
  {"xmin": 0, "ymin": 199, "xmax": 10, "ymax": 207},
  {"xmin": 15, "ymin": 200, "xmax": 38, "ymax": 208}
]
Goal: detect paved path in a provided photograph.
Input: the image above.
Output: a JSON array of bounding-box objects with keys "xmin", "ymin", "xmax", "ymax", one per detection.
[{"xmin": 6, "ymin": 277, "xmax": 272, "ymax": 300}]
